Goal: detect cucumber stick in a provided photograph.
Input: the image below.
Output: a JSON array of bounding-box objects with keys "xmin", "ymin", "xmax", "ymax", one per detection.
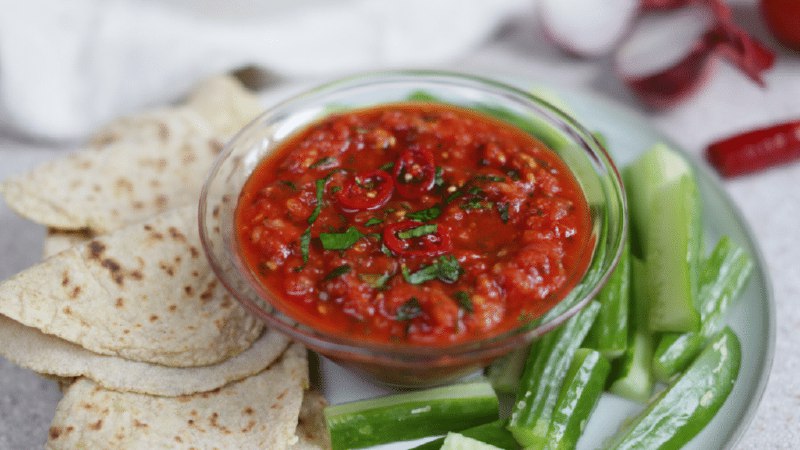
[
  {"xmin": 603, "ymin": 327, "xmax": 741, "ymax": 450},
  {"xmin": 653, "ymin": 236, "xmax": 753, "ymax": 381},
  {"xmin": 441, "ymin": 432, "xmax": 504, "ymax": 450},
  {"xmin": 585, "ymin": 237, "xmax": 630, "ymax": 359},
  {"xmin": 410, "ymin": 420, "xmax": 521, "ymax": 450},
  {"xmin": 507, "ymin": 301, "xmax": 601, "ymax": 448},
  {"xmin": 608, "ymin": 257, "xmax": 654, "ymax": 403},
  {"xmin": 325, "ymin": 381, "xmax": 499, "ymax": 450},
  {"xmin": 544, "ymin": 349, "xmax": 611, "ymax": 450},
  {"xmin": 624, "ymin": 144, "xmax": 701, "ymax": 333}
]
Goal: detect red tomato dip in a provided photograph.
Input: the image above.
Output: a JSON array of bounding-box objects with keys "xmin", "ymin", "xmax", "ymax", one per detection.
[{"xmin": 235, "ymin": 103, "xmax": 592, "ymax": 345}]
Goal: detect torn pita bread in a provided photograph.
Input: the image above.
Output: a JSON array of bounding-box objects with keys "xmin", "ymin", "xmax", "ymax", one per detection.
[
  {"xmin": 0, "ymin": 205, "xmax": 263, "ymax": 367},
  {"xmin": 0, "ymin": 314, "xmax": 291, "ymax": 396},
  {"xmin": 292, "ymin": 390, "xmax": 332, "ymax": 450},
  {"xmin": 46, "ymin": 343, "xmax": 309, "ymax": 450},
  {"xmin": 43, "ymin": 229, "xmax": 93, "ymax": 258},
  {"xmin": 185, "ymin": 75, "xmax": 265, "ymax": 138},
  {"xmin": 0, "ymin": 75, "xmax": 263, "ymax": 233}
]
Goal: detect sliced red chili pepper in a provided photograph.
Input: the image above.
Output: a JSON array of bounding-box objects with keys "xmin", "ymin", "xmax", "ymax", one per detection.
[
  {"xmin": 705, "ymin": 120, "xmax": 800, "ymax": 177},
  {"xmin": 336, "ymin": 170, "xmax": 394, "ymax": 211},
  {"xmin": 393, "ymin": 146, "xmax": 436, "ymax": 199},
  {"xmin": 383, "ymin": 220, "xmax": 451, "ymax": 257}
]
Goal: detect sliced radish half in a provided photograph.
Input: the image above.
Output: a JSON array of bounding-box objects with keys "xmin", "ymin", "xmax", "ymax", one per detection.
[
  {"xmin": 539, "ymin": 0, "xmax": 640, "ymax": 58},
  {"xmin": 615, "ymin": 2, "xmax": 775, "ymax": 107}
]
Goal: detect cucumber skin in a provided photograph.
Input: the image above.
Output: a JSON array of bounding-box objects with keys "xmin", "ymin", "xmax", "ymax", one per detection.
[
  {"xmin": 410, "ymin": 421, "xmax": 521, "ymax": 450},
  {"xmin": 325, "ymin": 382, "xmax": 499, "ymax": 450},
  {"xmin": 607, "ymin": 257, "xmax": 654, "ymax": 403},
  {"xmin": 652, "ymin": 236, "xmax": 753, "ymax": 381},
  {"xmin": 604, "ymin": 327, "xmax": 741, "ymax": 450},
  {"xmin": 486, "ymin": 345, "xmax": 530, "ymax": 395},
  {"xmin": 585, "ymin": 237, "xmax": 630, "ymax": 359},
  {"xmin": 507, "ymin": 302, "xmax": 601, "ymax": 448},
  {"xmin": 440, "ymin": 433, "xmax": 504, "ymax": 450},
  {"xmin": 645, "ymin": 175, "xmax": 702, "ymax": 333},
  {"xmin": 545, "ymin": 349, "xmax": 611, "ymax": 450}
]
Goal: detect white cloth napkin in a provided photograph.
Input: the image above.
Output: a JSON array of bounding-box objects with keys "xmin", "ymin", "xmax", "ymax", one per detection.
[{"xmin": 0, "ymin": 0, "xmax": 528, "ymax": 142}]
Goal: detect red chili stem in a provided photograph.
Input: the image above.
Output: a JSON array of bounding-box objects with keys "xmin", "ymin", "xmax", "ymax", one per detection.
[{"xmin": 706, "ymin": 121, "xmax": 800, "ymax": 177}]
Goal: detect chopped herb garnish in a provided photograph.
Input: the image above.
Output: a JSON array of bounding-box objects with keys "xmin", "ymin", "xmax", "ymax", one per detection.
[
  {"xmin": 330, "ymin": 185, "xmax": 342, "ymax": 194},
  {"xmin": 379, "ymin": 161, "xmax": 395, "ymax": 171},
  {"xmin": 324, "ymin": 264, "xmax": 351, "ymax": 281},
  {"xmin": 468, "ymin": 186, "xmax": 483, "ymax": 196},
  {"xmin": 444, "ymin": 189, "xmax": 464, "ymax": 204},
  {"xmin": 434, "ymin": 166, "xmax": 445, "ymax": 187},
  {"xmin": 406, "ymin": 205, "xmax": 442, "ymax": 222},
  {"xmin": 507, "ymin": 169, "xmax": 521, "ymax": 181},
  {"xmin": 396, "ymin": 297, "xmax": 422, "ymax": 321},
  {"xmin": 359, "ymin": 272, "xmax": 392, "ymax": 289},
  {"xmin": 401, "ymin": 255, "xmax": 463, "ymax": 285},
  {"xmin": 381, "ymin": 243, "xmax": 393, "ymax": 257},
  {"xmin": 476, "ymin": 174, "xmax": 506, "ymax": 182},
  {"xmin": 298, "ymin": 227, "xmax": 312, "ymax": 267},
  {"xmin": 454, "ymin": 291, "xmax": 473, "ymax": 313},
  {"xmin": 397, "ymin": 224, "xmax": 437, "ymax": 240},
  {"xmin": 307, "ymin": 177, "xmax": 329, "ymax": 225},
  {"xmin": 279, "ymin": 180, "xmax": 298, "ymax": 191},
  {"xmin": 460, "ymin": 199, "xmax": 493, "ymax": 210},
  {"xmin": 309, "ymin": 156, "xmax": 337, "ymax": 169},
  {"xmin": 319, "ymin": 226, "xmax": 365, "ymax": 250},
  {"xmin": 364, "ymin": 217, "xmax": 384, "ymax": 227},
  {"xmin": 497, "ymin": 203, "xmax": 510, "ymax": 223}
]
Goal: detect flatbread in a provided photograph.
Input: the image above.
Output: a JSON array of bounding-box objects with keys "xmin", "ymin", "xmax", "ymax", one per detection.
[
  {"xmin": 0, "ymin": 206, "xmax": 263, "ymax": 367},
  {"xmin": 292, "ymin": 390, "xmax": 331, "ymax": 450},
  {"xmin": 46, "ymin": 343, "xmax": 309, "ymax": 450},
  {"xmin": 0, "ymin": 75, "xmax": 262, "ymax": 233},
  {"xmin": 43, "ymin": 229, "xmax": 93, "ymax": 258},
  {"xmin": 0, "ymin": 314, "xmax": 291, "ymax": 396}
]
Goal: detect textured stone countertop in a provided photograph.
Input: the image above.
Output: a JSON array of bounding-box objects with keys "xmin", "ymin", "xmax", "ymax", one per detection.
[{"xmin": 1, "ymin": 1, "xmax": 798, "ymax": 448}]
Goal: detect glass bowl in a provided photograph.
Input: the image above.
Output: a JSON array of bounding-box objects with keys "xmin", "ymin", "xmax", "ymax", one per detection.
[{"xmin": 199, "ymin": 70, "xmax": 627, "ymax": 387}]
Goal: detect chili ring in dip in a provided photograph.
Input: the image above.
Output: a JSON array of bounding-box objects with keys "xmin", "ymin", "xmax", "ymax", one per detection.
[{"xmin": 236, "ymin": 103, "xmax": 592, "ymax": 345}]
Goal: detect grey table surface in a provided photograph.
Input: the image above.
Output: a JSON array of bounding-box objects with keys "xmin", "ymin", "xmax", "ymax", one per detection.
[{"xmin": 1, "ymin": 1, "xmax": 799, "ymax": 448}]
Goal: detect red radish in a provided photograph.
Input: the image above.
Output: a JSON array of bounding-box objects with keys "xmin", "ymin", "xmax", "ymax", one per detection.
[
  {"xmin": 706, "ymin": 121, "xmax": 800, "ymax": 177},
  {"xmin": 760, "ymin": 0, "xmax": 800, "ymax": 51},
  {"xmin": 615, "ymin": 1, "xmax": 775, "ymax": 107},
  {"xmin": 538, "ymin": 0, "xmax": 640, "ymax": 58}
]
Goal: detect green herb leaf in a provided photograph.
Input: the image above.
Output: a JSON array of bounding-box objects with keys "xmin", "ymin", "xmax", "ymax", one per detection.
[
  {"xmin": 309, "ymin": 156, "xmax": 337, "ymax": 169},
  {"xmin": 330, "ymin": 185, "xmax": 342, "ymax": 194},
  {"xmin": 406, "ymin": 205, "xmax": 441, "ymax": 222},
  {"xmin": 379, "ymin": 161, "xmax": 395, "ymax": 171},
  {"xmin": 401, "ymin": 255, "xmax": 463, "ymax": 285},
  {"xmin": 359, "ymin": 272, "xmax": 392, "ymax": 289},
  {"xmin": 397, "ymin": 224, "xmax": 437, "ymax": 240},
  {"xmin": 396, "ymin": 298, "xmax": 422, "ymax": 321},
  {"xmin": 324, "ymin": 264, "xmax": 351, "ymax": 281},
  {"xmin": 319, "ymin": 226, "xmax": 365, "ymax": 250},
  {"xmin": 434, "ymin": 166, "xmax": 445, "ymax": 187},
  {"xmin": 364, "ymin": 217, "xmax": 384, "ymax": 227},
  {"xmin": 476, "ymin": 174, "xmax": 506, "ymax": 182},
  {"xmin": 460, "ymin": 199, "xmax": 493, "ymax": 210},
  {"xmin": 444, "ymin": 189, "xmax": 463, "ymax": 204},
  {"xmin": 308, "ymin": 177, "xmax": 328, "ymax": 225},
  {"xmin": 454, "ymin": 291, "xmax": 473, "ymax": 313},
  {"xmin": 299, "ymin": 227, "xmax": 311, "ymax": 266},
  {"xmin": 507, "ymin": 169, "xmax": 521, "ymax": 181},
  {"xmin": 497, "ymin": 203, "xmax": 510, "ymax": 223},
  {"xmin": 279, "ymin": 180, "xmax": 298, "ymax": 191}
]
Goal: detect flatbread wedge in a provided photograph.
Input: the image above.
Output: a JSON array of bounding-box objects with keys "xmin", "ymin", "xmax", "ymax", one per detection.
[
  {"xmin": 46, "ymin": 343, "xmax": 309, "ymax": 450},
  {"xmin": 0, "ymin": 314, "xmax": 290, "ymax": 396},
  {"xmin": 0, "ymin": 205, "xmax": 263, "ymax": 367},
  {"xmin": 0, "ymin": 75, "xmax": 263, "ymax": 233}
]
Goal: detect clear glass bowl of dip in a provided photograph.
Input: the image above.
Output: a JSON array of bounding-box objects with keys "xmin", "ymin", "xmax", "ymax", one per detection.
[{"xmin": 199, "ymin": 70, "xmax": 626, "ymax": 387}]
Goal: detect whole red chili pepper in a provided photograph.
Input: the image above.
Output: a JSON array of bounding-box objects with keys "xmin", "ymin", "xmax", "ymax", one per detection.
[{"xmin": 705, "ymin": 121, "xmax": 800, "ymax": 177}]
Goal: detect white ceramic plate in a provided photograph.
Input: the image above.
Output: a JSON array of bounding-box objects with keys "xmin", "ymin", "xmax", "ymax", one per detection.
[
  {"xmin": 314, "ymin": 80, "xmax": 776, "ymax": 450},
  {"xmin": 0, "ymin": 80, "xmax": 774, "ymax": 449}
]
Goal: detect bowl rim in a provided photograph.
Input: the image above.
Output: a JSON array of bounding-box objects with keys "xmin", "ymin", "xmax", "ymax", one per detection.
[{"xmin": 198, "ymin": 69, "xmax": 628, "ymax": 365}]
